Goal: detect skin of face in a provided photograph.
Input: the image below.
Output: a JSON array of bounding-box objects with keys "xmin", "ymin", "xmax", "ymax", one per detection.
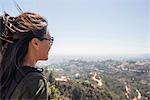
[
  {"xmin": 29, "ymin": 32, "xmax": 52, "ymax": 61},
  {"xmin": 38, "ymin": 33, "xmax": 52, "ymax": 60}
]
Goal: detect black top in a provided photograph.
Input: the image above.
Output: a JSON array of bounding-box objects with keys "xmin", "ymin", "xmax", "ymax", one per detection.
[{"xmin": 8, "ymin": 66, "xmax": 48, "ymax": 100}]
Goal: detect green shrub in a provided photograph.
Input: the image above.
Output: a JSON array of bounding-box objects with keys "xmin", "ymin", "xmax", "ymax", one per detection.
[{"xmin": 48, "ymin": 84, "xmax": 62, "ymax": 100}]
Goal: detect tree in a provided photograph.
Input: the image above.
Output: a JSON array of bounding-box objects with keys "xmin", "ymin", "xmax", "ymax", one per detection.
[
  {"xmin": 48, "ymin": 84, "xmax": 62, "ymax": 100},
  {"xmin": 48, "ymin": 71, "xmax": 55, "ymax": 83}
]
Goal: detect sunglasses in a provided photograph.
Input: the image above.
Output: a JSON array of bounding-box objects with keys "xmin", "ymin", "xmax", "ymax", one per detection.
[{"xmin": 42, "ymin": 36, "xmax": 54, "ymax": 45}]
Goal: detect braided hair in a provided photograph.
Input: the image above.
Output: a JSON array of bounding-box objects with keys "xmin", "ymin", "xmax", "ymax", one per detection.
[{"xmin": 0, "ymin": 12, "xmax": 48, "ymax": 98}]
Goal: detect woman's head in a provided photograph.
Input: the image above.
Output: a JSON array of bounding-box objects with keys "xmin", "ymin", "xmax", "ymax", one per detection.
[
  {"xmin": 15, "ymin": 12, "xmax": 53, "ymax": 61},
  {"xmin": 0, "ymin": 12, "xmax": 53, "ymax": 95},
  {"xmin": 0, "ymin": 12, "xmax": 53, "ymax": 65}
]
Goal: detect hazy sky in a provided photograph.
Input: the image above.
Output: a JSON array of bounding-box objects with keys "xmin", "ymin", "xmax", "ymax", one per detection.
[{"xmin": 0, "ymin": 0, "xmax": 149, "ymax": 55}]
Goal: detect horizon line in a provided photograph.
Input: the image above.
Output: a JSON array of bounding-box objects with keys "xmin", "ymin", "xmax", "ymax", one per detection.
[{"xmin": 49, "ymin": 53, "xmax": 150, "ymax": 56}]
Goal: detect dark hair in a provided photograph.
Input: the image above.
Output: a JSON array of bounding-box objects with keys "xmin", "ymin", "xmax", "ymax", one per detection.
[{"xmin": 0, "ymin": 12, "xmax": 48, "ymax": 97}]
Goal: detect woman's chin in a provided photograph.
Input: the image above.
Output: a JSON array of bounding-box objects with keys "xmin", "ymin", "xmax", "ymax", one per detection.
[
  {"xmin": 43, "ymin": 57, "xmax": 48, "ymax": 60},
  {"xmin": 40, "ymin": 57, "xmax": 48, "ymax": 61}
]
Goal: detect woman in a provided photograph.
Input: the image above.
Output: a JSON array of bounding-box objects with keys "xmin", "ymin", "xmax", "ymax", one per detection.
[{"xmin": 0, "ymin": 12, "xmax": 53, "ymax": 99}]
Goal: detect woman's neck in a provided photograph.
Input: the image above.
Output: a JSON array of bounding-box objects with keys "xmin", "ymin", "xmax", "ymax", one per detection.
[{"xmin": 22, "ymin": 54, "xmax": 37, "ymax": 68}]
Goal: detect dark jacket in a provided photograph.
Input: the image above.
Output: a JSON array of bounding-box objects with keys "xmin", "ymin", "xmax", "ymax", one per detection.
[{"xmin": 9, "ymin": 66, "xmax": 48, "ymax": 100}]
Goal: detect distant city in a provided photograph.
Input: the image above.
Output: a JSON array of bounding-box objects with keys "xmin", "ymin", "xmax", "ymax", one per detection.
[
  {"xmin": 37, "ymin": 54, "xmax": 150, "ymax": 66},
  {"xmin": 38, "ymin": 54, "xmax": 150, "ymax": 100}
]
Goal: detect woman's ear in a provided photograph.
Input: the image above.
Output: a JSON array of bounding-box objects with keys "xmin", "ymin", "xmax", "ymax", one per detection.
[{"xmin": 30, "ymin": 38, "xmax": 40, "ymax": 49}]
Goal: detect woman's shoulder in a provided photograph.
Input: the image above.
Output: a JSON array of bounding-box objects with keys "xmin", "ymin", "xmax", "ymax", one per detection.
[
  {"xmin": 20, "ymin": 66, "xmax": 47, "ymax": 84},
  {"xmin": 20, "ymin": 67, "xmax": 48, "ymax": 99},
  {"xmin": 10, "ymin": 66, "xmax": 47, "ymax": 99}
]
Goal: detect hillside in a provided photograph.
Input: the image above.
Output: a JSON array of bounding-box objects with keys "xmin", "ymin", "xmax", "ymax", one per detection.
[{"xmin": 43, "ymin": 59, "xmax": 150, "ymax": 100}]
